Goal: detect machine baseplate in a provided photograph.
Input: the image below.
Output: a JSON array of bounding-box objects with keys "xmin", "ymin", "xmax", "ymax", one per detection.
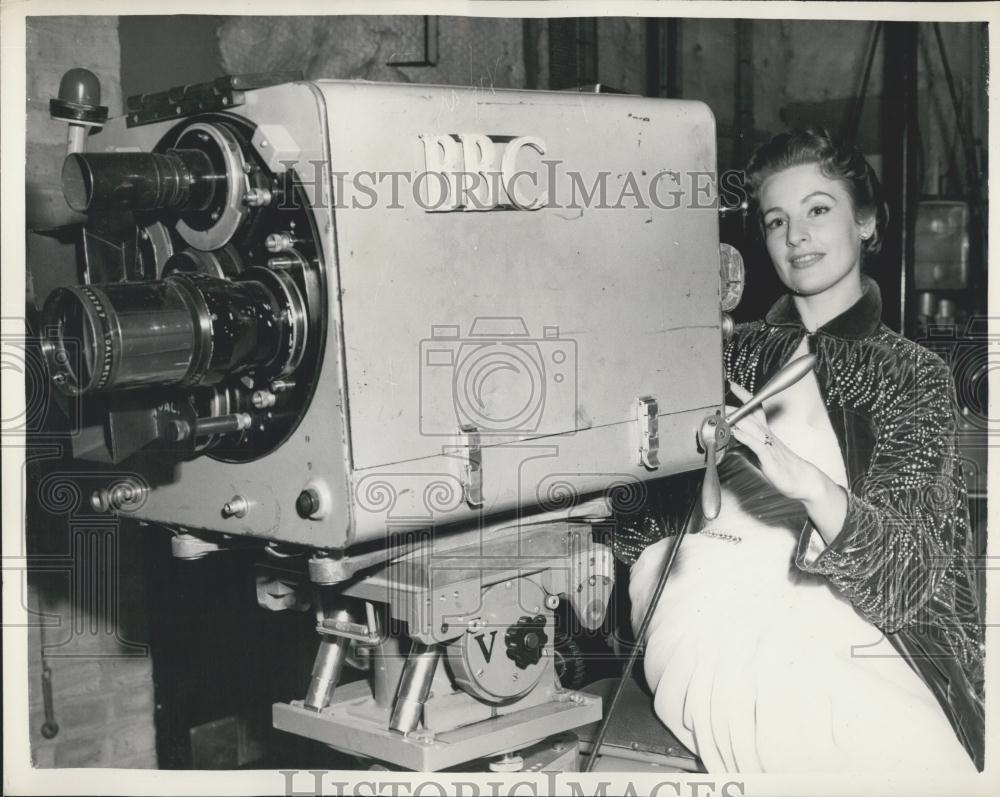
[{"xmin": 272, "ymin": 680, "xmax": 602, "ymax": 771}]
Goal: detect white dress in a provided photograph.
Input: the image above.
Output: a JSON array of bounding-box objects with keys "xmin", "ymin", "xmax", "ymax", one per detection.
[{"xmin": 629, "ymin": 340, "xmax": 974, "ymax": 773}]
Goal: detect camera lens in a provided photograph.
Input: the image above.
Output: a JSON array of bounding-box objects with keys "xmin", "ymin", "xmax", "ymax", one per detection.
[
  {"xmin": 62, "ymin": 149, "xmax": 223, "ymax": 213},
  {"xmin": 42, "ymin": 270, "xmax": 306, "ymax": 396}
]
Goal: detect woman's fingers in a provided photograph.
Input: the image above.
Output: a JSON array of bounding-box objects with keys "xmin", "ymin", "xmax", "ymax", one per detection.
[
  {"xmin": 725, "ymin": 384, "xmax": 816, "ymax": 503},
  {"xmin": 729, "ymin": 423, "xmax": 766, "ymax": 456},
  {"xmin": 726, "ymin": 382, "xmax": 779, "ymax": 456},
  {"xmin": 730, "ymin": 408, "xmax": 768, "ymax": 441},
  {"xmin": 723, "ymin": 401, "xmax": 767, "ymax": 454}
]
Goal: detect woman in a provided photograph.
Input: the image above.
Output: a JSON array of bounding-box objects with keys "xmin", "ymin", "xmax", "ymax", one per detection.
[{"xmin": 621, "ymin": 129, "xmax": 984, "ymax": 772}]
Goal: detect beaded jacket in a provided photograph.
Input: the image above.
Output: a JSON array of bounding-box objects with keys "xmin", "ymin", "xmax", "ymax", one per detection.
[{"xmin": 615, "ymin": 277, "xmax": 985, "ymax": 769}]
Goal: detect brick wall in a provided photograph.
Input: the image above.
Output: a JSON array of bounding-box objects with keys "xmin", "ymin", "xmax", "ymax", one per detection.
[
  {"xmin": 25, "ymin": 16, "xmax": 158, "ymax": 769},
  {"xmin": 26, "ymin": 520, "xmax": 158, "ymax": 769},
  {"xmin": 27, "ymin": 608, "xmax": 157, "ymax": 767},
  {"xmin": 26, "ymin": 16, "xmax": 122, "ymax": 230},
  {"xmin": 217, "ymin": 15, "xmax": 527, "ymax": 90},
  {"xmin": 26, "ymin": 16, "xmax": 123, "ymax": 312}
]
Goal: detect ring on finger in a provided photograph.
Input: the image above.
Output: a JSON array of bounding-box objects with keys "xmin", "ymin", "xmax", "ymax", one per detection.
[{"xmin": 763, "ymin": 433, "xmax": 774, "ymax": 447}]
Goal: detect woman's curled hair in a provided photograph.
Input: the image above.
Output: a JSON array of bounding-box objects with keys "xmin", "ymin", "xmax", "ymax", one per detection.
[{"xmin": 744, "ymin": 128, "xmax": 889, "ymax": 256}]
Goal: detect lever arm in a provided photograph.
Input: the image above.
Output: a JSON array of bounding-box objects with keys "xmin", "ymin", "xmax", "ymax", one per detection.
[
  {"xmin": 725, "ymin": 353, "xmax": 817, "ymax": 426},
  {"xmin": 701, "ymin": 426, "xmax": 722, "ymax": 520},
  {"xmin": 699, "ymin": 353, "xmax": 817, "ymax": 519}
]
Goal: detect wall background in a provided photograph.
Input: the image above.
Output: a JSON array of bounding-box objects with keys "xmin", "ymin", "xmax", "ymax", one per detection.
[{"xmin": 24, "ymin": 19, "xmax": 157, "ymax": 768}]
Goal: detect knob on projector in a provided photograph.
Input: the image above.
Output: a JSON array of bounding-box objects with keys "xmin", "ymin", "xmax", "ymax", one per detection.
[
  {"xmin": 505, "ymin": 615, "xmax": 549, "ymax": 670},
  {"xmin": 50, "ymin": 68, "xmax": 109, "ymax": 157},
  {"xmin": 51, "ymin": 68, "xmax": 109, "ymax": 125},
  {"xmin": 59, "ymin": 68, "xmax": 101, "ymax": 106}
]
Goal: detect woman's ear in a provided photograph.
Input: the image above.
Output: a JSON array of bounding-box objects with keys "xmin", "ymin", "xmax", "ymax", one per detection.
[{"xmin": 858, "ymin": 214, "xmax": 876, "ymax": 242}]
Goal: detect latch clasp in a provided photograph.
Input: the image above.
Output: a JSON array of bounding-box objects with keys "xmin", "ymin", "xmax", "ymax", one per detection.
[
  {"xmin": 636, "ymin": 396, "xmax": 660, "ymax": 470},
  {"xmin": 459, "ymin": 424, "xmax": 484, "ymax": 507}
]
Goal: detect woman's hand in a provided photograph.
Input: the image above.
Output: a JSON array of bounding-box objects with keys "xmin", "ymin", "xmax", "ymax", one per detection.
[
  {"xmin": 727, "ymin": 383, "xmax": 848, "ymax": 544},
  {"xmin": 727, "ymin": 383, "xmax": 821, "ymax": 502}
]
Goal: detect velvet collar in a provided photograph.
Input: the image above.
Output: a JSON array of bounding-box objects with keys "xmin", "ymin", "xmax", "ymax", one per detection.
[{"xmin": 764, "ymin": 276, "xmax": 883, "ymax": 340}]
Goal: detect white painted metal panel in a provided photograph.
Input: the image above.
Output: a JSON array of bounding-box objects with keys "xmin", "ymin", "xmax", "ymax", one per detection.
[{"xmin": 318, "ymin": 81, "xmax": 722, "ymax": 477}]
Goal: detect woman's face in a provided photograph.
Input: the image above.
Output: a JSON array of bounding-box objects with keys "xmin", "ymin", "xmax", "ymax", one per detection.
[{"xmin": 758, "ymin": 162, "xmax": 875, "ymax": 298}]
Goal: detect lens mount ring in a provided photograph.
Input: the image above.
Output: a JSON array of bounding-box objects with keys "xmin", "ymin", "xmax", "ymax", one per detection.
[
  {"xmin": 238, "ymin": 266, "xmax": 309, "ymax": 378},
  {"xmin": 41, "ymin": 285, "xmax": 115, "ymax": 396},
  {"xmin": 174, "ymin": 122, "xmax": 248, "ymax": 251}
]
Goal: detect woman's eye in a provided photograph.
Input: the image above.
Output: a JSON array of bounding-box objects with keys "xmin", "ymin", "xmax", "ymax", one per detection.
[
  {"xmin": 808, "ymin": 205, "xmax": 830, "ymax": 217},
  {"xmin": 764, "ymin": 217, "xmax": 784, "ymax": 231}
]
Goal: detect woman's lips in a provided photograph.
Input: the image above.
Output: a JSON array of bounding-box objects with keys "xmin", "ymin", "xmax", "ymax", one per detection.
[{"xmin": 788, "ymin": 252, "xmax": 825, "ymax": 268}]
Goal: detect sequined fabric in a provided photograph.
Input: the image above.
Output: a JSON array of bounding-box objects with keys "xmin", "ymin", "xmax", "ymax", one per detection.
[
  {"xmin": 611, "ymin": 469, "xmax": 700, "ymax": 566},
  {"xmin": 617, "ymin": 277, "xmax": 985, "ymax": 769}
]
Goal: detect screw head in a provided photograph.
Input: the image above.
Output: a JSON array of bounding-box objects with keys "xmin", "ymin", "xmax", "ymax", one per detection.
[{"xmin": 251, "ymin": 390, "xmax": 276, "ymax": 409}]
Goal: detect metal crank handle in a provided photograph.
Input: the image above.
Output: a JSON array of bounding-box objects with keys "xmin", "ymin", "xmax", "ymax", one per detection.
[
  {"xmin": 699, "ymin": 352, "xmax": 817, "ymax": 520},
  {"xmin": 724, "ymin": 353, "xmax": 817, "ymax": 425},
  {"xmin": 701, "ymin": 433, "xmax": 722, "ymax": 521}
]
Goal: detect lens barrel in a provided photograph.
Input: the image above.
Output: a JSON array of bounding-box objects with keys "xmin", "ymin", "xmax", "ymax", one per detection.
[
  {"xmin": 42, "ymin": 270, "xmax": 305, "ymax": 396},
  {"xmin": 61, "ymin": 149, "xmax": 223, "ymax": 213}
]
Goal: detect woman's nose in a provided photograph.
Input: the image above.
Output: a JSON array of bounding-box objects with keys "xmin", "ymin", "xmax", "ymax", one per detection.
[{"xmin": 785, "ymin": 219, "xmax": 810, "ymax": 247}]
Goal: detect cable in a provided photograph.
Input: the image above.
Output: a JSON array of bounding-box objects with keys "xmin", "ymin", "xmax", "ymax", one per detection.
[{"xmin": 582, "ymin": 490, "xmax": 701, "ymax": 772}]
